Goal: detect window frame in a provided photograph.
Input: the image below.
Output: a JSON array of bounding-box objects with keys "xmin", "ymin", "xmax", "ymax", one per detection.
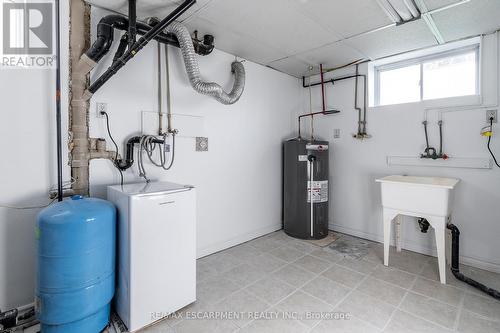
[{"xmin": 373, "ymin": 44, "xmax": 480, "ymax": 106}]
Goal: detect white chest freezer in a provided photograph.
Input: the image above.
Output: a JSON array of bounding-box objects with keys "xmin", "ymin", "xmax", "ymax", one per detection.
[{"xmin": 107, "ymin": 182, "xmax": 196, "ymax": 332}]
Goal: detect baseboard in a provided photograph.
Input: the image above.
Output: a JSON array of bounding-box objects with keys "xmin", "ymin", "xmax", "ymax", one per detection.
[
  {"xmin": 330, "ymin": 223, "xmax": 500, "ymax": 274},
  {"xmin": 197, "ymin": 223, "xmax": 282, "ymax": 259}
]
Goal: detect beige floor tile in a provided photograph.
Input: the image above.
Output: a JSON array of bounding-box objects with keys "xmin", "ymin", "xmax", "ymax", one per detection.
[
  {"xmin": 225, "ymin": 243, "xmax": 263, "ymax": 262},
  {"xmin": 171, "ymin": 317, "xmax": 238, "ymax": 333},
  {"xmin": 337, "ymin": 258, "xmax": 379, "ymax": 275},
  {"xmin": 239, "ymin": 315, "xmax": 309, "ymax": 333},
  {"xmin": 399, "ymin": 292, "xmax": 458, "ymax": 329},
  {"xmin": 370, "ymin": 265, "xmax": 416, "ymax": 289},
  {"xmin": 301, "ymin": 275, "xmax": 351, "ymax": 307},
  {"xmin": 244, "ymin": 253, "xmax": 288, "ymax": 274},
  {"xmin": 356, "ymin": 277, "xmax": 407, "ymax": 306},
  {"xmin": 246, "ymin": 276, "xmax": 296, "ymax": 305},
  {"xmin": 462, "ymin": 292, "xmax": 500, "ymax": 320},
  {"xmin": 205, "ymin": 252, "xmax": 242, "ymax": 275},
  {"xmin": 411, "ymin": 277, "xmax": 464, "ymax": 306},
  {"xmin": 271, "ymin": 263, "xmax": 316, "ymax": 287},
  {"xmin": 309, "ymin": 248, "xmax": 345, "ymax": 263},
  {"xmin": 384, "ymin": 310, "xmax": 453, "ymax": 333},
  {"xmin": 213, "ymin": 289, "xmax": 270, "ymax": 328},
  {"xmin": 269, "ymin": 246, "xmax": 306, "ymax": 263},
  {"xmin": 293, "ymin": 255, "xmax": 333, "ymax": 274},
  {"xmin": 311, "ymin": 316, "xmax": 380, "ymax": 333},
  {"xmin": 458, "ymin": 310, "xmax": 500, "ymax": 333},
  {"xmin": 197, "ymin": 276, "xmax": 241, "ymax": 305},
  {"xmin": 336, "ymin": 290, "xmax": 396, "ymax": 329},
  {"xmin": 249, "ymin": 236, "xmax": 286, "ymax": 252},
  {"xmin": 222, "ymin": 263, "xmax": 268, "ymax": 287},
  {"xmin": 322, "ymin": 264, "xmax": 366, "ymax": 288},
  {"xmin": 275, "ymin": 290, "xmax": 333, "ymax": 328}
]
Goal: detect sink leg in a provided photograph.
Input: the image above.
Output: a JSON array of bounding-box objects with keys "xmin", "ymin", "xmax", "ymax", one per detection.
[
  {"xmin": 428, "ymin": 216, "xmax": 447, "ymax": 284},
  {"xmin": 396, "ymin": 215, "xmax": 403, "ymax": 252},
  {"xmin": 435, "ymin": 226, "xmax": 447, "ymax": 284},
  {"xmin": 383, "ymin": 209, "xmax": 395, "ymax": 266}
]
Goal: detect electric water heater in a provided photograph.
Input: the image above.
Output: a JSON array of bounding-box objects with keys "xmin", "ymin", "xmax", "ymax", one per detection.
[{"xmin": 283, "ymin": 138, "xmax": 329, "ymax": 240}]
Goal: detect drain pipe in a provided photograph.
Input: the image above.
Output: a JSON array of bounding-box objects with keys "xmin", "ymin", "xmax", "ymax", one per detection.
[
  {"xmin": 447, "ymin": 224, "xmax": 500, "ymax": 300},
  {"xmin": 85, "ymin": 0, "xmax": 196, "ymax": 97}
]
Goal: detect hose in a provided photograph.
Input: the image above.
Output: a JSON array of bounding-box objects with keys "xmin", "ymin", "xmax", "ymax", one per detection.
[{"xmin": 164, "ymin": 22, "xmax": 245, "ymax": 105}]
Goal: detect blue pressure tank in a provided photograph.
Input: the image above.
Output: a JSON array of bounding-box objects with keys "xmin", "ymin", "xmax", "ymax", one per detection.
[{"xmin": 36, "ymin": 195, "xmax": 116, "ymax": 333}]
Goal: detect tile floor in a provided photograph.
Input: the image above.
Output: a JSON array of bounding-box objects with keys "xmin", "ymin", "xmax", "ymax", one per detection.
[{"xmin": 142, "ymin": 231, "xmax": 500, "ymax": 333}]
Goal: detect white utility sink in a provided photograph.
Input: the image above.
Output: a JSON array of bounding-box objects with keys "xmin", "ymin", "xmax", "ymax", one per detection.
[
  {"xmin": 376, "ymin": 175, "xmax": 459, "ymax": 216},
  {"xmin": 376, "ymin": 175, "xmax": 460, "ymax": 284}
]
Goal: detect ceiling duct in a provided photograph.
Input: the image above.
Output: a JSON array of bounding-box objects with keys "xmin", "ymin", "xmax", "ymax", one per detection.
[{"xmin": 376, "ymin": 0, "xmax": 421, "ymax": 25}]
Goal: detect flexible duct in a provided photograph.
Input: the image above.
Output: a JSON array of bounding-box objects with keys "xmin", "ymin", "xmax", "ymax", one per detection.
[{"xmin": 164, "ymin": 22, "xmax": 245, "ymax": 105}]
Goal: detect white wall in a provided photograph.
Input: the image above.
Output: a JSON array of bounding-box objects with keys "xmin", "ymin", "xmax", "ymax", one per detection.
[
  {"xmin": 88, "ymin": 7, "xmax": 300, "ymax": 257},
  {"xmin": 299, "ymin": 33, "xmax": 500, "ymax": 272},
  {"xmin": 0, "ymin": 6, "xmax": 300, "ymax": 310},
  {"xmin": 0, "ymin": 1, "xmax": 71, "ymax": 311}
]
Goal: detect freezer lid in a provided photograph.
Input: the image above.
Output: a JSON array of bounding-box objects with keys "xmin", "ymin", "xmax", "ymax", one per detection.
[{"xmin": 108, "ymin": 181, "xmax": 194, "ymax": 196}]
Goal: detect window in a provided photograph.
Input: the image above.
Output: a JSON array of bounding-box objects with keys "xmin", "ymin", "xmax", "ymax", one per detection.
[{"xmin": 374, "ymin": 45, "xmax": 479, "ymax": 106}]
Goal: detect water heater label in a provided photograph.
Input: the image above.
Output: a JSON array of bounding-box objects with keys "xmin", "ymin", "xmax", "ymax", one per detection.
[
  {"xmin": 307, "ymin": 180, "xmax": 328, "ymax": 203},
  {"xmin": 298, "ymin": 155, "xmax": 308, "ymax": 162}
]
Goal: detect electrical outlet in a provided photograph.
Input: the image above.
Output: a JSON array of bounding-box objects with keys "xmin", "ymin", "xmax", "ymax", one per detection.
[
  {"xmin": 486, "ymin": 109, "xmax": 497, "ymax": 123},
  {"xmin": 333, "ymin": 129, "xmax": 341, "ymax": 139},
  {"xmin": 96, "ymin": 102, "xmax": 107, "ymax": 118}
]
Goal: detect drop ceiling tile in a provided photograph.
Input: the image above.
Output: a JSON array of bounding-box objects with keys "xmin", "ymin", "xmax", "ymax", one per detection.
[
  {"xmin": 432, "ymin": 0, "xmax": 500, "ymax": 41},
  {"xmin": 194, "ymin": 0, "xmax": 338, "ymax": 55},
  {"xmin": 296, "ymin": 41, "xmax": 367, "ymax": 70},
  {"xmin": 85, "ymin": 0, "xmax": 211, "ymax": 22},
  {"xmin": 421, "ymin": 0, "xmax": 463, "ymax": 11},
  {"xmin": 184, "ymin": 17, "xmax": 287, "ymax": 64},
  {"xmin": 267, "ymin": 57, "xmax": 313, "ymax": 78},
  {"xmin": 295, "ymin": 0, "xmax": 393, "ymax": 38},
  {"xmin": 345, "ymin": 20, "xmax": 437, "ymax": 60}
]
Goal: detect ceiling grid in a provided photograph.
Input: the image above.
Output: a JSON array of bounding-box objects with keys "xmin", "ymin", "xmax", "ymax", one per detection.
[{"xmin": 85, "ymin": 0, "xmax": 500, "ymax": 77}]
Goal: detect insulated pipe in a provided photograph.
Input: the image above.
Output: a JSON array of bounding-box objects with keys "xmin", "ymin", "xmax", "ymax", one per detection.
[
  {"xmin": 70, "ymin": 0, "xmax": 92, "ymax": 195},
  {"xmin": 164, "ymin": 22, "xmax": 246, "ymax": 105}
]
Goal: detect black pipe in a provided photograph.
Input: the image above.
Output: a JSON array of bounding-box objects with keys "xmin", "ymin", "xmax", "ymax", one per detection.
[
  {"xmin": 55, "ymin": 0, "xmax": 63, "ymax": 202},
  {"xmin": 128, "ymin": 0, "xmax": 137, "ymax": 48},
  {"xmin": 87, "ymin": 0, "xmax": 196, "ymax": 94},
  {"xmin": 115, "ymin": 136, "xmax": 164, "ymax": 171},
  {"xmin": 447, "ymin": 224, "xmax": 500, "ymax": 300},
  {"xmin": 113, "ymin": 33, "xmax": 129, "ymax": 63},
  {"xmin": 85, "ymin": 14, "xmax": 214, "ymax": 64},
  {"xmin": 85, "ymin": 15, "xmax": 128, "ymax": 62}
]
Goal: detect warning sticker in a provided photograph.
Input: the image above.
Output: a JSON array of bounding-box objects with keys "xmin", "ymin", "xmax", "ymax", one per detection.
[{"xmin": 307, "ymin": 180, "xmax": 328, "ymax": 203}]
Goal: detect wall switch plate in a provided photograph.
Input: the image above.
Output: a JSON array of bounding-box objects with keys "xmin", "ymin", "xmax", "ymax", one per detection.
[
  {"xmin": 96, "ymin": 102, "xmax": 107, "ymax": 118},
  {"xmin": 486, "ymin": 109, "xmax": 497, "ymax": 123},
  {"xmin": 333, "ymin": 129, "xmax": 341, "ymax": 139},
  {"xmin": 196, "ymin": 137, "xmax": 208, "ymax": 151}
]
